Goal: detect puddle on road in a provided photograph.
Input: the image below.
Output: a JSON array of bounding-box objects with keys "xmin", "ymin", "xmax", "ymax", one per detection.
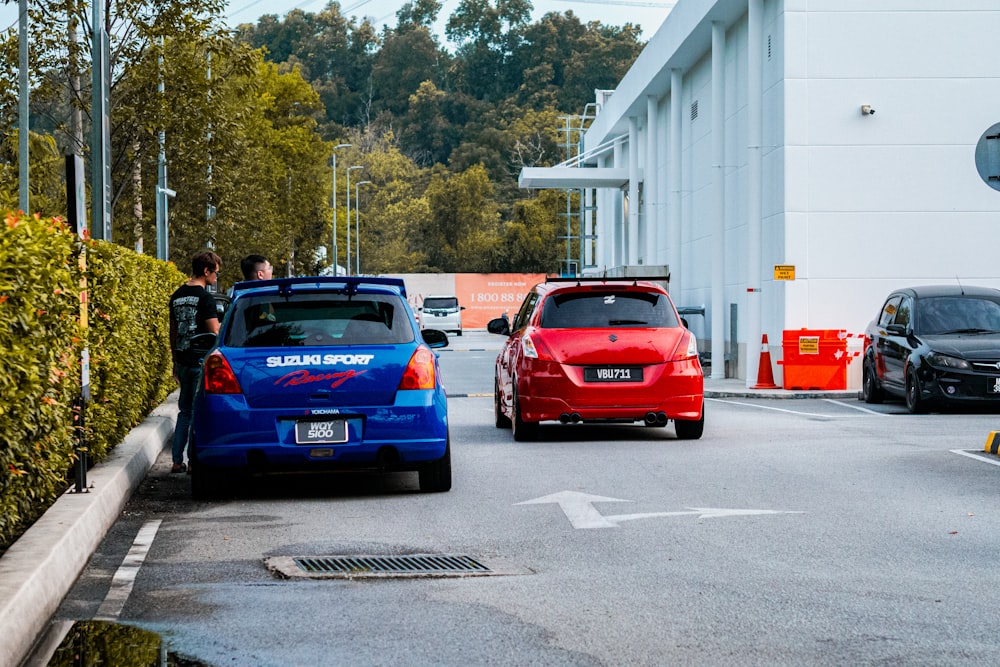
[{"xmin": 32, "ymin": 620, "xmax": 214, "ymax": 666}]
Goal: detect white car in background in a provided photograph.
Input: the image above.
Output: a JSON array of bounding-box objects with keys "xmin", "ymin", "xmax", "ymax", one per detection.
[{"xmin": 419, "ymin": 295, "xmax": 465, "ymax": 335}]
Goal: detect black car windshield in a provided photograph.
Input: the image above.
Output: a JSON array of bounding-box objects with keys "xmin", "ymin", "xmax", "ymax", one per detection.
[
  {"xmin": 540, "ymin": 291, "xmax": 679, "ymax": 328},
  {"xmin": 224, "ymin": 293, "xmax": 414, "ymax": 347},
  {"xmin": 916, "ymin": 296, "xmax": 1000, "ymax": 335}
]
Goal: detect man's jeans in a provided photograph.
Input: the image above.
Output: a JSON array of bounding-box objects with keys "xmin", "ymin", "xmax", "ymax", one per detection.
[{"xmin": 172, "ymin": 364, "xmax": 203, "ymax": 465}]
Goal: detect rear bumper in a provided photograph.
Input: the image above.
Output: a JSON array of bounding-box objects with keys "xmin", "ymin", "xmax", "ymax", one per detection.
[
  {"xmin": 518, "ymin": 359, "xmax": 704, "ymax": 422},
  {"xmin": 191, "ymin": 389, "xmax": 448, "ymax": 469}
]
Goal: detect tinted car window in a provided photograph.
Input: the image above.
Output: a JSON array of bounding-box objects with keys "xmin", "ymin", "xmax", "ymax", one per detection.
[
  {"xmin": 513, "ymin": 292, "xmax": 538, "ymax": 331},
  {"xmin": 878, "ymin": 296, "xmax": 902, "ymax": 328},
  {"xmin": 894, "ymin": 296, "xmax": 912, "ymax": 329},
  {"xmin": 224, "ymin": 293, "xmax": 414, "ymax": 347},
  {"xmin": 540, "ymin": 292, "xmax": 679, "ymax": 328},
  {"xmin": 423, "ymin": 297, "xmax": 458, "ymax": 310},
  {"xmin": 917, "ymin": 296, "xmax": 1000, "ymax": 335}
]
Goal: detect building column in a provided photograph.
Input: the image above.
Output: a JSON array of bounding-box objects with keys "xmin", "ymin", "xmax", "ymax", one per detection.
[
  {"xmin": 628, "ymin": 116, "xmax": 640, "ymax": 265},
  {"xmin": 711, "ymin": 21, "xmax": 726, "ymax": 379},
  {"xmin": 747, "ymin": 0, "xmax": 763, "ymax": 386},
  {"xmin": 646, "ymin": 95, "xmax": 659, "ymax": 267},
  {"xmin": 668, "ymin": 68, "xmax": 683, "ymax": 301}
]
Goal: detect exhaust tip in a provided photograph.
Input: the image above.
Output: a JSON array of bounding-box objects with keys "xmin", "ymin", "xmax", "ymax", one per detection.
[
  {"xmin": 559, "ymin": 413, "xmax": 571, "ymax": 424},
  {"xmin": 571, "ymin": 413, "xmax": 582, "ymax": 424},
  {"xmin": 656, "ymin": 411, "xmax": 668, "ymax": 426},
  {"xmin": 644, "ymin": 411, "xmax": 658, "ymax": 426}
]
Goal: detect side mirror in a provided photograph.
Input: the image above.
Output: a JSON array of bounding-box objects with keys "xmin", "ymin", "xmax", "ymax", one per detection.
[
  {"xmin": 460, "ymin": 306, "xmax": 466, "ymax": 311},
  {"xmin": 680, "ymin": 317, "xmax": 689, "ymax": 329},
  {"xmin": 421, "ymin": 328, "xmax": 449, "ymax": 348},
  {"xmin": 886, "ymin": 324, "xmax": 907, "ymax": 336},
  {"xmin": 487, "ymin": 317, "xmax": 511, "ymax": 336}
]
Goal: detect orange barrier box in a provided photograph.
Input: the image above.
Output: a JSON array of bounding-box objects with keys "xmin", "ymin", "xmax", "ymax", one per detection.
[{"xmin": 778, "ymin": 329, "xmax": 847, "ymax": 390}]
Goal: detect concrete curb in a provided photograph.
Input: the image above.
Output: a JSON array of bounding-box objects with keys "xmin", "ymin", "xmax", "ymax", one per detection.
[{"xmin": 0, "ymin": 395, "xmax": 177, "ymax": 667}]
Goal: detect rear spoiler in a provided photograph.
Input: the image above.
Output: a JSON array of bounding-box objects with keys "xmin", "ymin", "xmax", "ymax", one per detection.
[
  {"xmin": 231, "ymin": 276, "xmax": 407, "ymax": 298},
  {"xmin": 545, "ymin": 275, "xmax": 670, "ymax": 286}
]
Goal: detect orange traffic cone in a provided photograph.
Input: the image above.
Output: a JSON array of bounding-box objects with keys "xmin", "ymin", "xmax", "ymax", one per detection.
[{"xmin": 752, "ymin": 333, "xmax": 779, "ymax": 389}]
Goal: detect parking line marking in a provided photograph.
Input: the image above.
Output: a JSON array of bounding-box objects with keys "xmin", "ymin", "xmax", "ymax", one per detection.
[
  {"xmin": 94, "ymin": 519, "xmax": 161, "ymax": 621},
  {"xmin": 951, "ymin": 449, "xmax": 1000, "ymax": 467},
  {"xmin": 706, "ymin": 398, "xmax": 835, "ymax": 419},
  {"xmin": 822, "ymin": 399, "xmax": 889, "ymax": 416}
]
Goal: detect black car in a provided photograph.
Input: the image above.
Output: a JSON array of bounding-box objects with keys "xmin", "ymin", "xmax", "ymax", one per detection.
[{"xmin": 863, "ymin": 285, "xmax": 1000, "ymax": 412}]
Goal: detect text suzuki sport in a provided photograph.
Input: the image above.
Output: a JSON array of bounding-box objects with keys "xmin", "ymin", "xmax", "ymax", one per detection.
[{"xmin": 188, "ymin": 276, "xmax": 451, "ymax": 498}]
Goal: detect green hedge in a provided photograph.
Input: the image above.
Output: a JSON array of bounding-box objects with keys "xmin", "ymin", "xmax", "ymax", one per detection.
[{"xmin": 0, "ymin": 211, "xmax": 185, "ymax": 550}]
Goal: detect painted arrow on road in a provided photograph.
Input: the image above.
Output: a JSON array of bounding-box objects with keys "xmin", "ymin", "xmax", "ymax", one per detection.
[{"xmin": 516, "ymin": 491, "xmax": 804, "ymax": 529}]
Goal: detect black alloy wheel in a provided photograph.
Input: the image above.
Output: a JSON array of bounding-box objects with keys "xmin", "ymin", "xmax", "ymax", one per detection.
[
  {"xmin": 494, "ymin": 379, "xmax": 511, "ymax": 429},
  {"xmin": 862, "ymin": 358, "xmax": 884, "ymax": 404},
  {"xmin": 905, "ymin": 370, "xmax": 927, "ymax": 414},
  {"xmin": 511, "ymin": 384, "xmax": 538, "ymax": 442}
]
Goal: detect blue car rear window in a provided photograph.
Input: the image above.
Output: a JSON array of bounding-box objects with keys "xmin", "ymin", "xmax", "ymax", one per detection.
[
  {"xmin": 540, "ymin": 292, "xmax": 679, "ymax": 328},
  {"xmin": 224, "ymin": 293, "xmax": 415, "ymax": 347}
]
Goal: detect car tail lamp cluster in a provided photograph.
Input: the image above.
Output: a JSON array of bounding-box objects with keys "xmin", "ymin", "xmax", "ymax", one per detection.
[
  {"xmin": 671, "ymin": 331, "xmax": 700, "ymax": 362},
  {"xmin": 521, "ymin": 332, "xmax": 554, "ymax": 361},
  {"xmin": 204, "ymin": 351, "xmax": 243, "ymax": 394},
  {"xmin": 398, "ymin": 346, "xmax": 437, "ymax": 390}
]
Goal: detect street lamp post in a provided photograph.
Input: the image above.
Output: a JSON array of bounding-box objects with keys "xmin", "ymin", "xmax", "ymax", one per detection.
[
  {"xmin": 354, "ymin": 181, "xmax": 372, "ymax": 275},
  {"xmin": 345, "ymin": 165, "xmax": 363, "ymax": 276},
  {"xmin": 331, "ymin": 143, "xmax": 350, "ymax": 274}
]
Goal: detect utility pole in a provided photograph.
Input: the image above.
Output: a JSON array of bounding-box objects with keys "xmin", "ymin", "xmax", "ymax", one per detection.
[
  {"xmin": 331, "ymin": 143, "xmax": 351, "ymax": 274},
  {"xmin": 91, "ymin": 0, "xmax": 111, "ymax": 240},
  {"xmin": 345, "ymin": 165, "xmax": 363, "ymax": 276},
  {"xmin": 18, "ymin": 0, "xmax": 28, "ymax": 212}
]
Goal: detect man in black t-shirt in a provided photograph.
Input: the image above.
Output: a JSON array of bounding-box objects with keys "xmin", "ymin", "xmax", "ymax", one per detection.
[{"xmin": 169, "ymin": 250, "xmax": 222, "ymax": 473}]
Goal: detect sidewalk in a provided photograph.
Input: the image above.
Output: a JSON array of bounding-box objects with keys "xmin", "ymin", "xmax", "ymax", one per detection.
[
  {"xmin": 0, "ymin": 379, "xmax": 856, "ymax": 667},
  {"xmin": 0, "ymin": 396, "xmax": 178, "ymax": 667}
]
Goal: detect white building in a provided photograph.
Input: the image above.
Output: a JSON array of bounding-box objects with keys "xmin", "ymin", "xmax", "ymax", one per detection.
[{"xmin": 520, "ymin": 0, "xmax": 1000, "ymax": 387}]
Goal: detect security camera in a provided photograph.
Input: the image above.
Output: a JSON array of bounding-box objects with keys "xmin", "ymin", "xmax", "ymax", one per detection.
[{"xmin": 861, "ymin": 105, "xmax": 875, "ymax": 115}]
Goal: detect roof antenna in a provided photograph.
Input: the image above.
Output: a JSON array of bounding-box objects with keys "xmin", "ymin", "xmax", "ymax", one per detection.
[{"xmin": 956, "ymin": 275, "xmax": 965, "ymax": 295}]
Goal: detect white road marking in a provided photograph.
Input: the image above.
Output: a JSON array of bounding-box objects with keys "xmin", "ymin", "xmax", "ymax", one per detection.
[
  {"xmin": 516, "ymin": 491, "xmax": 630, "ymax": 529},
  {"xmin": 822, "ymin": 398, "xmax": 889, "ymax": 415},
  {"xmin": 94, "ymin": 519, "xmax": 161, "ymax": 621},
  {"xmin": 951, "ymin": 449, "xmax": 1000, "ymax": 467},
  {"xmin": 517, "ymin": 491, "xmax": 803, "ymax": 529},
  {"xmin": 706, "ymin": 398, "xmax": 834, "ymax": 419}
]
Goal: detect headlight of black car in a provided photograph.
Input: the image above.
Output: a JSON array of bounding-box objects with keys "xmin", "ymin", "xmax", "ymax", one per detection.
[{"xmin": 925, "ymin": 352, "xmax": 972, "ymax": 370}]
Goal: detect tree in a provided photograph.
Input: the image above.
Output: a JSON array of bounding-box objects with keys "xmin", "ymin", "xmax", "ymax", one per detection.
[{"xmin": 423, "ymin": 163, "xmax": 502, "ymax": 272}]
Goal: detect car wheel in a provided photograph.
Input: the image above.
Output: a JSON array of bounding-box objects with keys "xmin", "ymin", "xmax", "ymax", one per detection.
[
  {"xmin": 862, "ymin": 359, "xmax": 884, "ymax": 404},
  {"xmin": 511, "ymin": 385, "xmax": 538, "ymax": 442},
  {"xmin": 418, "ymin": 440, "xmax": 451, "ymax": 492},
  {"xmin": 494, "ymin": 379, "xmax": 511, "ymax": 429},
  {"xmin": 674, "ymin": 404, "xmax": 705, "ymax": 440},
  {"xmin": 905, "ymin": 371, "xmax": 927, "ymax": 414}
]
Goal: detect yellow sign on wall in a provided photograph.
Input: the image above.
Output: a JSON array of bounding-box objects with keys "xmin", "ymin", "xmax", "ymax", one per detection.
[
  {"xmin": 799, "ymin": 336, "xmax": 820, "ymax": 354},
  {"xmin": 774, "ymin": 265, "xmax": 796, "ymax": 280}
]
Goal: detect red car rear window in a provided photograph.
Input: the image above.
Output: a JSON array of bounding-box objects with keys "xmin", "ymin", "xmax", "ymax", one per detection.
[{"xmin": 539, "ymin": 292, "xmax": 678, "ymax": 329}]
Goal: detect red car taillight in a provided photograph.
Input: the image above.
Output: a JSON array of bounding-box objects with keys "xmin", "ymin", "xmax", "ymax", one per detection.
[
  {"xmin": 522, "ymin": 332, "xmax": 554, "ymax": 361},
  {"xmin": 398, "ymin": 346, "xmax": 437, "ymax": 390},
  {"xmin": 670, "ymin": 330, "xmax": 700, "ymax": 362},
  {"xmin": 203, "ymin": 350, "xmax": 243, "ymax": 394}
]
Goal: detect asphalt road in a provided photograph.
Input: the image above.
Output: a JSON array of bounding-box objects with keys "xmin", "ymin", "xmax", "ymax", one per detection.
[{"xmin": 34, "ymin": 332, "xmax": 1000, "ymax": 666}]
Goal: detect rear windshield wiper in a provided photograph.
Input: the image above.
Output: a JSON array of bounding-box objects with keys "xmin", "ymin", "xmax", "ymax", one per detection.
[{"xmin": 608, "ymin": 319, "xmax": 648, "ymax": 326}]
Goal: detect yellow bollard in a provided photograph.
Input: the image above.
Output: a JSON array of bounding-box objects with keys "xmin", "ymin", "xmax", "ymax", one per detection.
[{"xmin": 985, "ymin": 432, "xmax": 1000, "ymax": 455}]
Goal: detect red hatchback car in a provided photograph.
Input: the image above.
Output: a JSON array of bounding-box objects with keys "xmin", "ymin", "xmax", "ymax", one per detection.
[{"xmin": 487, "ymin": 277, "xmax": 704, "ymax": 441}]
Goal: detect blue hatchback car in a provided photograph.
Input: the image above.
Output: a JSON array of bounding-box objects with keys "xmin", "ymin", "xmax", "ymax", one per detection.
[{"xmin": 188, "ymin": 276, "xmax": 451, "ymax": 498}]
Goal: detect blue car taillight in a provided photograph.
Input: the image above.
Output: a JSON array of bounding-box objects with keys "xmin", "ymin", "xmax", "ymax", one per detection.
[{"xmin": 204, "ymin": 350, "xmax": 243, "ymax": 394}]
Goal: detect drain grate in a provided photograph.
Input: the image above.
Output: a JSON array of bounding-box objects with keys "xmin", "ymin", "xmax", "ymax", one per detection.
[
  {"xmin": 297, "ymin": 554, "xmax": 489, "ymax": 575},
  {"xmin": 265, "ymin": 554, "xmax": 531, "ymax": 579}
]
